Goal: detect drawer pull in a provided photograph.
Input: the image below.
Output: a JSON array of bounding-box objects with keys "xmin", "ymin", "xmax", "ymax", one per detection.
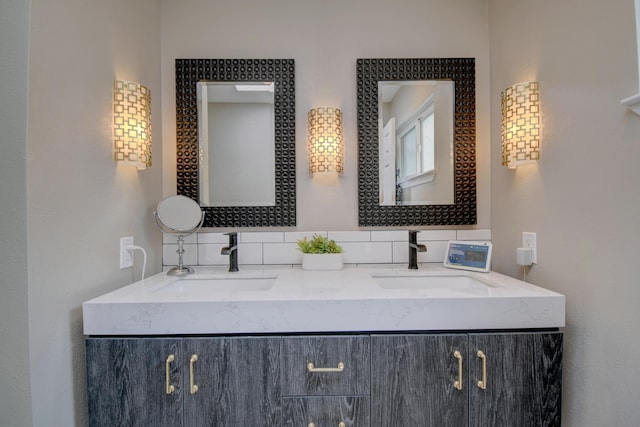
[
  {"xmin": 477, "ymin": 350, "xmax": 487, "ymax": 390},
  {"xmin": 308, "ymin": 423, "xmax": 346, "ymax": 427},
  {"xmin": 307, "ymin": 362, "xmax": 345, "ymax": 373},
  {"xmin": 453, "ymin": 350, "xmax": 463, "ymax": 391},
  {"xmin": 189, "ymin": 354, "xmax": 199, "ymax": 394},
  {"xmin": 165, "ymin": 354, "xmax": 175, "ymax": 395}
]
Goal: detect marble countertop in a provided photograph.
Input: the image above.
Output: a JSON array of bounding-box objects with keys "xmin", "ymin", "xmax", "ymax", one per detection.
[{"xmin": 82, "ymin": 265, "xmax": 565, "ymax": 335}]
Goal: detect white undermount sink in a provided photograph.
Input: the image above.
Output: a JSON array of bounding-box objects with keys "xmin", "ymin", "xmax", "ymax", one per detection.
[
  {"xmin": 154, "ymin": 275, "xmax": 277, "ymax": 294},
  {"xmin": 371, "ymin": 273, "xmax": 494, "ymax": 291}
]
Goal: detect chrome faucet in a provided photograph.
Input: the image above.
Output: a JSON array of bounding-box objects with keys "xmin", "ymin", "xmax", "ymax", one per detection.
[
  {"xmin": 221, "ymin": 232, "xmax": 239, "ymax": 272},
  {"xmin": 408, "ymin": 230, "xmax": 427, "ymax": 269}
]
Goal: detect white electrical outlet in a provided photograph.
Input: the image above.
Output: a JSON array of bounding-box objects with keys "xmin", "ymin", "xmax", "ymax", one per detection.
[
  {"xmin": 120, "ymin": 236, "xmax": 134, "ymax": 269},
  {"xmin": 522, "ymin": 232, "xmax": 537, "ymax": 264}
]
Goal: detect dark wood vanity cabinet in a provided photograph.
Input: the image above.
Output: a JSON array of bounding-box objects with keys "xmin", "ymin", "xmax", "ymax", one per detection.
[
  {"xmin": 86, "ymin": 336, "xmax": 280, "ymax": 427},
  {"xmin": 468, "ymin": 332, "xmax": 563, "ymax": 427},
  {"xmin": 281, "ymin": 336, "xmax": 370, "ymax": 426},
  {"xmin": 86, "ymin": 331, "xmax": 561, "ymax": 427},
  {"xmin": 86, "ymin": 337, "xmax": 183, "ymax": 427},
  {"xmin": 371, "ymin": 332, "xmax": 563, "ymax": 427},
  {"xmin": 371, "ymin": 334, "xmax": 469, "ymax": 426}
]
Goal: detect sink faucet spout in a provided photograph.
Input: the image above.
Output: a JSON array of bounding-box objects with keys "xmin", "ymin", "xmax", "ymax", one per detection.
[
  {"xmin": 221, "ymin": 232, "xmax": 239, "ymax": 272},
  {"xmin": 408, "ymin": 230, "xmax": 427, "ymax": 269}
]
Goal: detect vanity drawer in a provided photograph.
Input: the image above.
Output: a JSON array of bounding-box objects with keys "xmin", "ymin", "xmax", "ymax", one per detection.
[
  {"xmin": 283, "ymin": 396, "xmax": 370, "ymax": 427},
  {"xmin": 281, "ymin": 336, "xmax": 370, "ymax": 396}
]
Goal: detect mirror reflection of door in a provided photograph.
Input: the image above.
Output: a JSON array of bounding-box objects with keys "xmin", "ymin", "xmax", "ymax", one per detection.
[
  {"xmin": 380, "ymin": 118, "xmax": 396, "ymax": 205},
  {"xmin": 378, "ymin": 81, "xmax": 455, "ymax": 206},
  {"xmin": 197, "ymin": 82, "xmax": 276, "ymax": 207}
]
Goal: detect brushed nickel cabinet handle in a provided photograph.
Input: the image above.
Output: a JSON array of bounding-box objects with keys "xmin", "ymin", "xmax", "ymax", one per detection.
[
  {"xmin": 307, "ymin": 362, "xmax": 345, "ymax": 373},
  {"xmin": 453, "ymin": 350, "xmax": 463, "ymax": 391},
  {"xmin": 477, "ymin": 350, "xmax": 487, "ymax": 390},
  {"xmin": 165, "ymin": 354, "xmax": 175, "ymax": 395},
  {"xmin": 189, "ymin": 354, "xmax": 199, "ymax": 394}
]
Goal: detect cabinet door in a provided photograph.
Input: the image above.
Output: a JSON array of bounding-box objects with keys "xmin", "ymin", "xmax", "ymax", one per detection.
[
  {"xmin": 281, "ymin": 335, "xmax": 370, "ymax": 396},
  {"xmin": 86, "ymin": 337, "xmax": 183, "ymax": 427},
  {"xmin": 283, "ymin": 396, "xmax": 369, "ymax": 427},
  {"xmin": 468, "ymin": 332, "xmax": 563, "ymax": 427},
  {"xmin": 183, "ymin": 337, "xmax": 281, "ymax": 427},
  {"xmin": 371, "ymin": 334, "xmax": 468, "ymax": 427}
]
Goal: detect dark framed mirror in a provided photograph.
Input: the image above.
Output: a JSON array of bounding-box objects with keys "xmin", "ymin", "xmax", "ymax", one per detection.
[
  {"xmin": 175, "ymin": 58, "xmax": 296, "ymax": 227},
  {"xmin": 357, "ymin": 58, "xmax": 476, "ymax": 226}
]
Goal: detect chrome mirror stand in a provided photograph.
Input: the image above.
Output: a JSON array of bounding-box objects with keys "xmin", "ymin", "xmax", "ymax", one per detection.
[{"xmin": 153, "ymin": 211, "xmax": 205, "ymax": 276}]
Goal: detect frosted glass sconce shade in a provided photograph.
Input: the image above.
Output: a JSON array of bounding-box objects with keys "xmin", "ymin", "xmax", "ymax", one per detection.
[
  {"xmin": 501, "ymin": 81, "xmax": 540, "ymax": 169},
  {"xmin": 307, "ymin": 107, "xmax": 344, "ymax": 174},
  {"xmin": 113, "ymin": 80, "xmax": 152, "ymax": 170}
]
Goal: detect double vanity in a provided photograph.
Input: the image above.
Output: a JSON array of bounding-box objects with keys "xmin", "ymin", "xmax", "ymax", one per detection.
[
  {"xmin": 84, "ymin": 266, "xmax": 564, "ymax": 426},
  {"xmin": 83, "ymin": 55, "xmax": 563, "ymax": 426}
]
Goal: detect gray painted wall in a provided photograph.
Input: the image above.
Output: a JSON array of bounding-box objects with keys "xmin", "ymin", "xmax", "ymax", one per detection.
[
  {"xmin": 160, "ymin": 0, "xmax": 492, "ymax": 230},
  {"xmin": 489, "ymin": 0, "xmax": 640, "ymax": 425},
  {"xmin": 2, "ymin": 0, "xmax": 164, "ymax": 425},
  {"xmin": 0, "ymin": 0, "xmax": 33, "ymax": 426}
]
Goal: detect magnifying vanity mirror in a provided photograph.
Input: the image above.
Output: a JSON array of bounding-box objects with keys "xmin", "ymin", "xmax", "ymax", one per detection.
[
  {"xmin": 154, "ymin": 195, "xmax": 205, "ymax": 275},
  {"xmin": 175, "ymin": 59, "xmax": 296, "ymax": 228},
  {"xmin": 357, "ymin": 58, "xmax": 477, "ymax": 226}
]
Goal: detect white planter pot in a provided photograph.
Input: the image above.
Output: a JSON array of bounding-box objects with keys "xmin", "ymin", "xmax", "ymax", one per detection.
[{"xmin": 301, "ymin": 253, "xmax": 344, "ymax": 271}]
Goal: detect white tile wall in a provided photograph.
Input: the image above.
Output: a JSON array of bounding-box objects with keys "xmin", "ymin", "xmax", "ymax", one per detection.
[{"xmin": 162, "ymin": 229, "xmax": 492, "ymax": 268}]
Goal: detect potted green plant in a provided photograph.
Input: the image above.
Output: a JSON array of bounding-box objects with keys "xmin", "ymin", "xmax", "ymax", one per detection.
[{"xmin": 297, "ymin": 234, "xmax": 344, "ymax": 271}]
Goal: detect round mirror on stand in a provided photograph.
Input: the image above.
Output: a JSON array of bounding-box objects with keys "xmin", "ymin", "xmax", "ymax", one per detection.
[{"xmin": 154, "ymin": 195, "xmax": 205, "ymax": 276}]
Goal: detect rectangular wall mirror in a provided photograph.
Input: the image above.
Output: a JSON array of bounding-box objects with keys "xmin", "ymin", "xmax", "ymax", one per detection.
[
  {"xmin": 357, "ymin": 58, "xmax": 476, "ymax": 226},
  {"xmin": 175, "ymin": 59, "xmax": 296, "ymax": 228}
]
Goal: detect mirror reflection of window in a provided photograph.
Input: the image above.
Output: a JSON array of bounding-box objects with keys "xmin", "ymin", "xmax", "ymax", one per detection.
[
  {"xmin": 396, "ymin": 97, "xmax": 435, "ymax": 183},
  {"xmin": 399, "ymin": 126, "xmax": 418, "ymax": 179},
  {"xmin": 378, "ymin": 80, "xmax": 455, "ymax": 206}
]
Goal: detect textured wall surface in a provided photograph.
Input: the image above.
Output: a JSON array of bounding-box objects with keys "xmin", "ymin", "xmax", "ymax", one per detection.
[
  {"xmin": 0, "ymin": 0, "xmax": 33, "ymax": 426},
  {"xmin": 26, "ymin": 0, "xmax": 163, "ymax": 425},
  {"xmin": 160, "ymin": 0, "xmax": 492, "ymax": 230},
  {"xmin": 489, "ymin": 0, "xmax": 640, "ymax": 425}
]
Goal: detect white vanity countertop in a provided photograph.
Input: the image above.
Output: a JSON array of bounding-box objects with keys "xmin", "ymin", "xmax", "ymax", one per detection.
[{"xmin": 82, "ymin": 265, "xmax": 565, "ymax": 335}]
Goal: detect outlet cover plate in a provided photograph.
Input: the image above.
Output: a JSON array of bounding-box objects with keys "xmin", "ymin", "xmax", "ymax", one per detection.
[
  {"xmin": 522, "ymin": 232, "xmax": 537, "ymax": 264},
  {"xmin": 120, "ymin": 236, "xmax": 134, "ymax": 269}
]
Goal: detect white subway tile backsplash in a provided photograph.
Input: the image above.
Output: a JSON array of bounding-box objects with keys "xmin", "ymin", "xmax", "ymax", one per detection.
[
  {"xmin": 392, "ymin": 240, "xmax": 449, "ymax": 264},
  {"xmin": 284, "ymin": 231, "xmax": 328, "ymax": 243},
  {"xmin": 370, "ymin": 230, "xmax": 407, "ymax": 241},
  {"xmin": 241, "ymin": 232, "xmax": 284, "ymax": 243},
  {"xmin": 162, "ymin": 229, "xmax": 492, "ymax": 268},
  {"xmin": 418, "ymin": 230, "xmax": 457, "ymax": 241},
  {"xmin": 163, "ymin": 233, "xmax": 198, "ymax": 244},
  {"xmin": 197, "ymin": 232, "xmax": 228, "ymax": 244},
  {"xmin": 238, "ymin": 243, "xmax": 264, "ymax": 264},
  {"xmin": 341, "ymin": 242, "xmax": 392, "ymax": 264},
  {"xmin": 163, "ymin": 244, "xmax": 198, "ymax": 266},
  {"xmin": 263, "ymin": 243, "xmax": 301, "ymax": 265},
  {"xmin": 328, "ymin": 231, "xmax": 371, "ymax": 242},
  {"xmin": 457, "ymin": 229, "xmax": 492, "ymax": 241},
  {"xmin": 198, "ymin": 244, "xmax": 228, "ymax": 265}
]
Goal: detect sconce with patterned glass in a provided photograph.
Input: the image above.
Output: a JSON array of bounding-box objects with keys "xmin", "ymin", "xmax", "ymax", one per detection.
[
  {"xmin": 307, "ymin": 107, "xmax": 344, "ymax": 175},
  {"xmin": 113, "ymin": 80, "xmax": 152, "ymax": 170},
  {"xmin": 501, "ymin": 81, "xmax": 540, "ymax": 169}
]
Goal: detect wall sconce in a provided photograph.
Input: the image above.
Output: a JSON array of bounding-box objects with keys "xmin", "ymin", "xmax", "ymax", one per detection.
[
  {"xmin": 113, "ymin": 80, "xmax": 152, "ymax": 170},
  {"xmin": 501, "ymin": 81, "xmax": 540, "ymax": 169},
  {"xmin": 307, "ymin": 107, "xmax": 344, "ymax": 175}
]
